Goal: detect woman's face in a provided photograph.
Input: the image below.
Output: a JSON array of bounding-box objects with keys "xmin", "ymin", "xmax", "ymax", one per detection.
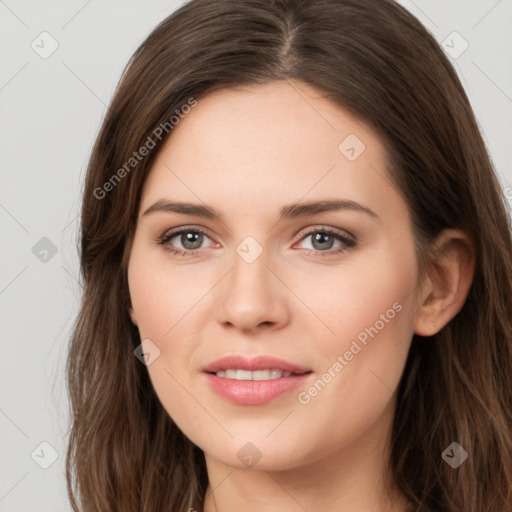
[{"xmin": 127, "ymin": 80, "xmax": 423, "ymax": 471}]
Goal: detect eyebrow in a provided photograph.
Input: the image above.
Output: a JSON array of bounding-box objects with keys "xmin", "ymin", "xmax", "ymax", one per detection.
[{"xmin": 142, "ymin": 199, "xmax": 378, "ymax": 221}]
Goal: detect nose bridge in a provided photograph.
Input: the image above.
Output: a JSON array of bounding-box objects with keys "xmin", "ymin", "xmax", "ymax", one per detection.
[
  {"xmin": 216, "ymin": 234, "xmax": 288, "ymax": 330},
  {"xmin": 231, "ymin": 237, "xmax": 270, "ymax": 290}
]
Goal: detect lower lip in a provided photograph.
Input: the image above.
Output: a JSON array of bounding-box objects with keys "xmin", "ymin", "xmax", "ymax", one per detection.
[{"xmin": 204, "ymin": 372, "xmax": 313, "ymax": 405}]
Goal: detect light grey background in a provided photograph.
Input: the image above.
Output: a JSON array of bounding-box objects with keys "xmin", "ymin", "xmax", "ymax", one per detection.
[{"xmin": 1, "ymin": 1, "xmax": 511, "ymax": 510}]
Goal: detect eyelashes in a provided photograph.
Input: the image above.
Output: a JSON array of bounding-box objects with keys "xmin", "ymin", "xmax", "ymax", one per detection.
[{"xmin": 155, "ymin": 225, "xmax": 357, "ymax": 259}]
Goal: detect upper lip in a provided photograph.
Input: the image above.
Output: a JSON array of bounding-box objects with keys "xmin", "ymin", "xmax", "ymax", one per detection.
[{"xmin": 203, "ymin": 355, "xmax": 312, "ymax": 374}]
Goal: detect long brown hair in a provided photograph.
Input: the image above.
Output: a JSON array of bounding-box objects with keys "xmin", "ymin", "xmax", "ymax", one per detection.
[{"xmin": 65, "ymin": 0, "xmax": 512, "ymax": 510}]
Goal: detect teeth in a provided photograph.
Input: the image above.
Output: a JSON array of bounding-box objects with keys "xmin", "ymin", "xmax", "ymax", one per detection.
[
  {"xmin": 214, "ymin": 369, "xmax": 293, "ymax": 380},
  {"xmin": 236, "ymin": 369, "xmax": 253, "ymax": 380},
  {"xmin": 253, "ymin": 370, "xmax": 270, "ymax": 380}
]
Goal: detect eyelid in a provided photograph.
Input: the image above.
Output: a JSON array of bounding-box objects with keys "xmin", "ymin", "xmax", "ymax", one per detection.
[{"xmin": 293, "ymin": 224, "xmax": 356, "ymax": 243}]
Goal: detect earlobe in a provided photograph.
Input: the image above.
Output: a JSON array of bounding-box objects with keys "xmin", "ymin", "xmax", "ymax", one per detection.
[
  {"xmin": 413, "ymin": 229, "xmax": 475, "ymax": 337},
  {"xmin": 129, "ymin": 306, "xmax": 138, "ymax": 326}
]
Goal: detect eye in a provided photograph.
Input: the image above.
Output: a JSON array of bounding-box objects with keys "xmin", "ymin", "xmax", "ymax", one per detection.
[
  {"xmin": 294, "ymin": 227, "xmax": 356, "ymax": 258},
  {"xmin": 156, "ymin": 226, "xmax": 357, "ymax": 259},
  {"xmin": 156, "ymin": 227, "xmax": 214, "ymax": 257}
]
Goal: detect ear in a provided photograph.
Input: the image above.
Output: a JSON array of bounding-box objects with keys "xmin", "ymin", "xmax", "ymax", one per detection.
[
  {"xmin": 129, "ymin": 306, "xmax": 138, "ymax": 326},
  {"xmin": 413, "ymin": 229, "xmax": 475, "ymax": 336}
]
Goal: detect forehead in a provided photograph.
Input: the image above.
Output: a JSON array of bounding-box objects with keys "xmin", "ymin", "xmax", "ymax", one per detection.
[
  {"xmin": 157, "ymin": 80, "xmax": 381, "ymax": 165},
  {"xmin": 139, "ymin": 80, "xmax": 405, "ymax": 224}
]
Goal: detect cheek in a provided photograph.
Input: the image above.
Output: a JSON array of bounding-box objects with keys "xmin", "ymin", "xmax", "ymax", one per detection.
[
  {"xmin": 128, "ymin": 247, "xmax": 207, "ymax": 429},
  {"xmin": 127, "ymin": 242, "xmax": 209, "ymax": 339},
  {"xmin": 301, "ymin": 242, "xmax": 418, "ymax": 353},
  {"xmin": 285, "ymin": 255, "xmax": 417, "ymax": 462},
  {"xmin": 301, "ymin": 238, "xmax": 418, "ymax": 405}
]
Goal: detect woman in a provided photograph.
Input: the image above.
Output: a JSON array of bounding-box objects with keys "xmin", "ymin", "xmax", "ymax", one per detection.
[{"xmin": 66, "ymin": 0, "xmax": 512, "ymax": 511}]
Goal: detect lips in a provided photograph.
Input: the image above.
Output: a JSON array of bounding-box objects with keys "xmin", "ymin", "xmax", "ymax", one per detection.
[
  {"xmin": 202, "ymin": 355, "xmax": 313, "ymax": 405},
  {"xmin": 202, "ymin": 355, "xmax": 312, "ymax": 375}
]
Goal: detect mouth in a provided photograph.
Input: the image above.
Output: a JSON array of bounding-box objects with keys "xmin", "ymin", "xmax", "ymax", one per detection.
[{"xmin": 202, "ymin": 355, "xmax": 313, "ymax": 405}]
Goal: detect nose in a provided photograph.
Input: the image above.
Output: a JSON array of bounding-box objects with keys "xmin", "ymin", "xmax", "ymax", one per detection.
[{"xmin": 215, "ymin": 245, "xmax": 290, "ymax": 333}]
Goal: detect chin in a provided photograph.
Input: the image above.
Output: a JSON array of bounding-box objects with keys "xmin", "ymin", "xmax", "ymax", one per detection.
[{"xmin": 201, "ymin": 433, "xmax": 326, "ymax": 472}]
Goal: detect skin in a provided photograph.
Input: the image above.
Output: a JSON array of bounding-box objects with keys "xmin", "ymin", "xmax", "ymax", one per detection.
[{"xmin": 127, "ymin": 80, "xmax": 475, "ymax": 511}]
